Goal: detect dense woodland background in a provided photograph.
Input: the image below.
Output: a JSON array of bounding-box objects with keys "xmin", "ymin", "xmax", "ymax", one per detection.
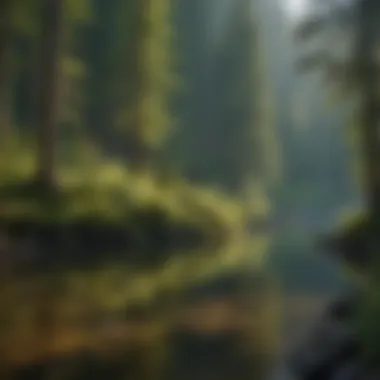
[
  {"xmin": 0, "ymin": 0, "xmax": 358, "ymax": 290},
  {"xmin": 3, "ymin": 0, "xmax": 380, "ymax": 378}
]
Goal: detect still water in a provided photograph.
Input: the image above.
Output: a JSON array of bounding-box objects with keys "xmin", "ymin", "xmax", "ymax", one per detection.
[{"xmin": 0, "ymin": 265, "xmax": 281, "ymax": 380}]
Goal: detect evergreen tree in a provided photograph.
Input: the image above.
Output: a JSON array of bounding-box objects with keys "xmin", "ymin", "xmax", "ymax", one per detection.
[
  {"xmin": 84, "ymin": 0, "xmax": 173, "ymax": 168},
  {"xmin": 293, "ymin": 0, "xmax": 380, "ymax": 372},
  {"xmin": 35, "ymin": 0, "xmax": 64, "ymax": 190},
  {"xmin": 295, "ymin": 0, "xmax": 380, "ymax": 219},
  {"xmin": 0, "ymin": 0, "xmax": 12, "ymax": 141},
  {"xmin": 171, "ymin": 0, "xmax": 279, "ymax": 195}
]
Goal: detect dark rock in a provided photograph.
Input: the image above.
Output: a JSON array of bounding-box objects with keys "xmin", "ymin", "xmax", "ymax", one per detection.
[{"xmin": 289, "ymin": 293, "xmax": 362, "ymax": 380}]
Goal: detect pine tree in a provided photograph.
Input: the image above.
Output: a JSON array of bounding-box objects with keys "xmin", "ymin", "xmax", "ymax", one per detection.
[
  {"xmin": 0, "ymin": 0, "xmax": 13, "ymax": 142},
  {"xmin": 35, "ymin": 0, "xmax": 64, "ymax": 190},
  {"xmin": 295, "ymin": 0, "xmax": 380, "ymax": 221},
  {"xmin": 84, "ymin": 0, "xmax": 173, "ymax": 169},
  {"xmin": 294, "ymin": 0, "xmax": 380, "ymax": 371},
  {"xmin": 172, "ymin": 0, "xmax": 272, "ymax": 193}
]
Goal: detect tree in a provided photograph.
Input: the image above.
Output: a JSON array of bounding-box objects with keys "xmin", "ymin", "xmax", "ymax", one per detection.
[
  {"xmin": 60, "ymin": 0, "xmax": 92, "ymax": 136},
  {"xmin": 0, "ymin": 0, "xmax": 12, "ymax": 142},
  {"xmin": 171, "ymin": 0, "xmax": 276, "ymax": 194},
  {"xmin": 294, "ymin": 0, "xmax": 380, "ymax": 370},
  {"xmin": 120, "ymin": 0, "xmax": 173, "ymax": 169},
  {"xmin": 35, "ymin": 0, "xmax": 64, "ymax": 190},
  {"xmin": 354, "ymin": 0, "xmax": 380, "ymax": 218},
  {"xmin": 295, "ymin": 0, "xmax": 380, "ymax": 254},
  {"xmin": 84, "ymin": 0, "xmax": 173, "ymax": 169}
]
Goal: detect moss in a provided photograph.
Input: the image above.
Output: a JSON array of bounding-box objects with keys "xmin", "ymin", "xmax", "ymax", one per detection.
[
  {"xmin": 0, "ymin": 145, "xmax": 251, "ymax": 271},
  {"xmin": 0, "ymin": 145, "xmax": 273, "ymax": 375},
  {"xmin": 0, "ymin": 144, "xmax": 270, "ymax": 307},
  {"xmin": 323, "ymin": 212, "xmax": 380, "ymax": 365},
  {"xmin": 0, "ymin": 165, "xmax": 243, "ymax": 230},
  {"xmin": 356, "ymin": 280, "xmax": 380, "ymax": 365},
  {"xmin": 319, "ymin": 211, "xmax": 376, "ymax": 273}
]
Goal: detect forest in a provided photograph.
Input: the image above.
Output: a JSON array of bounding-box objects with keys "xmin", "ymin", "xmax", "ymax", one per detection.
[
  {"xmin": 0, "ymin": 0, "xmax": 274, "ymax": 378},
  {"xmin": 1, "ymin": 0, "xmax": 380, "ymax": 379}
]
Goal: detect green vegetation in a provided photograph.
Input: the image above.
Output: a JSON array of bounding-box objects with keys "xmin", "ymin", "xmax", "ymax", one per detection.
[
  {"xmin": 294, "ymin": 0, "xmax": 380, "ymax": 367},
  {"xmin": 0, "ymin": 144, "xmax": 243, "ymax": 234},
  {"xmin": 357, "ymin": 278, "xmax": 380, "ymax": 364},
  {"xmin": 0, "ymin": 0, "xmax": 281, "ymax": 378},
  {"xmin": 0, "ymin": 141, "xmax": 253, "ymax": 276},
  {"xmin": 0, "ymin": 0, "xmax": 272, "ymax": 275}
]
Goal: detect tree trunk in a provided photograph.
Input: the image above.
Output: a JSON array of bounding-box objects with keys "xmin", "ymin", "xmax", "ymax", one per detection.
[
  {"xmin": 356, "ymin": 0, "xmax": 380, "ymax": 214},
  {"xmin": 127, "ymin": 0, "xmax": 150, "ymax": 170},
  {"xmin": 35, "ymin": 0, "xmax": 64, "ymax": 190},
  {"xmin": 0, "ymin": 0, "xmax": 12, "ymax": 144},
  {"xmin": 125, "ymin": 127, "xmax": 152, "ymax": 171},
  {"xmin": 355, "ymin": 0, "xmax": 380, "ymax": 245}
]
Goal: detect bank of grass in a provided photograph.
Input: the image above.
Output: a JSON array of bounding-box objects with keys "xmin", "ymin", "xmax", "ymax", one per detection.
[
  {"xmin": 318, "ymin": 210, "xmax": 380, "ymax": 366},
  {"xmin": 0, "ymin": 143, "xmax": 254, "ymax": 270},
  {"xmin": 0, "ymin": 143, "xmax": 273, "ymax": 371}
]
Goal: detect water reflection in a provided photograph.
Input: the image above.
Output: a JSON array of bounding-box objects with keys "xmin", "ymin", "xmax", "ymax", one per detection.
[{"xmin": 0, "ymin": 258, "xmax": 276, "ymax": 380}]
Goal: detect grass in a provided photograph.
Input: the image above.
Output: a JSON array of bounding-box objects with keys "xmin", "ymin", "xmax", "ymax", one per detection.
[
  {"xmin": 0, "ymin": 142, "xmax": 273, "ymax": 372},
  {"xmin": 0, "ymin": 153, "xmax": 244, "ymax": 229},
  {"xmin": 0, "ymin": 142, "xmax": 262, "ymax": 271}
]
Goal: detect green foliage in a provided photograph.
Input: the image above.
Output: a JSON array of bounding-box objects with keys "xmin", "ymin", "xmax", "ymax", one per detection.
[
  {"xmin": 321, "ymin": 211, "xmax": 380, "ymax": 363},
  {"xmin": 0, "ymin": 145, "xmax": 273, "ymax": 370},
  {"xmin": 65, "ymin": 0, "xmax": 93, "ymax": 24},
  {"xmin": 294, "ymin": 1, "xmax": 380, "ymax": 201},
  {"xmin": 254, "ymin": 19, "xmax": 282, "ymax": 189},
  {"xmin": 10, "ymin": 0, "xmax": 41, "ymax": 36},
  {"xmin": 82, "ymin": 0, "xmax": 174, "ymax": 164},
  {"xmin": 0, "ymin": 144, "xmax": 245, "ymax": 246},
  {"xmin": 0, "ymin": 2, "xmax": 278, "ymax": 376},
  {"xmin": 357, "ymin": 276, "xmax": 380, "ymax": 364}
]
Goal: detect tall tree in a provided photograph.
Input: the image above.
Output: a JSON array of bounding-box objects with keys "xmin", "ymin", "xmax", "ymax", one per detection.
[
  {"xmin": 35, "ymin": 0, "xmax": 64, "ymax": 190},
  {"xmin": 0, "ymin": 0, "xmax": 12, "ymax": 142},
  {"xmin": 171, "ymin": 0, "xmax": 271, "ymax": 193},
  {"xmin": 294, "ymin": 1, "xmax": 380, "ymax": 367},
  {"xmin": 84, "ymin": 0, "xmax": 173, "ymax": 169},
  {"xmin": 168, "ymin": 0, "xmax": 211, "ymax": 174},
  {"xmin": 60, "ymin": 0, "xmax": 92, "ymax": 137},
  {"xmin": 295, "ymin": 0, "xmax": 380, "ymax": 242},
  {"xmin": 119, "ymin": 0, "xmax": 173, "ymax": 169},
  {"xmin": 354, "ymin": 0, "xmax": 380, "ymax": 218}
]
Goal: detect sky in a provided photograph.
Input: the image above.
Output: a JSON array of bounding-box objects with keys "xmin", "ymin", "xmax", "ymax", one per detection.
[{"xmin": 285, "ymin": 0, "xmax": 310, "ymax": 21}]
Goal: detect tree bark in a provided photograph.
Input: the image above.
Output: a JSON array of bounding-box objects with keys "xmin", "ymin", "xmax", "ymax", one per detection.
[
  {"xmin": 356, "ymin": 0, "xmax": 380, "ymax": 215},
  {"xmin": 127, "ymin": 0, "xmax": 150, "ymax": 170},
  {"xmin": 35, "ymin": 0, "xmax": 64, "ymax": 190},
  {"xmin": 0, "ymin": 0, "xmax": 12, "ymax": 143}
]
